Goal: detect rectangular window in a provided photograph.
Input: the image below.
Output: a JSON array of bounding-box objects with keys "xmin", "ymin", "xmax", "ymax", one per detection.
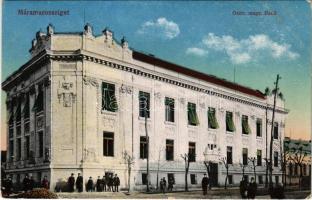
[
  {"xmin": 25, "ymin": 136, "xmax": 30, "ymax": 159},
  {"xmin": 187, "ymin": 102, "xmax": 199, "ymax": 126},
  {"xmin": 242, "ymin": 115, "xmax": 251, "ymax": 135},
  {"xmin": 24, "ymin": 122, "xmax": 30, "ymax": 135},
  {"xmin": 258, "ymin": 175, "xmax": 263, "ymax": 184},
  {"xmin": 165, "ymin": 97, "xmax": 175, "ymax": 122},
  {"xmin": 166, "ymin": 140, "xmax": 174, "ymax": 161},
  {"xmin": 142, "ymin": 173, "xmax": 147, "ymax": 185},
  {"xmin": 208, "ymin": 107, "xmax": 218, "ymax": 129},
  {"xmin": 38, "ymin": 132, "xmax": 43, "ymax": 157},
  {"xmin": 16, "ymin": 98, "xmax": 22, "ymax": 122},
  {"xmin": 273, "ymin": 122, "xmax": 278, "ymax": 139},
  {"xmin": 242, "ymin": 148, "xmax": 248, "ymax": 165},
  {"xmin": 228, "ymin": 175, "xmax": 233, "ymax": 184},
  {"xmin": 102, "ymin": 82, "xmax": 118, "ymax": 112},
  {"xmin": 257, "ymin": 150, "xmax": 262, "ymax": 166},
  {"xmin": 289, "ymin": 163, "xmax": 293, "ymax": 176},
  {"xmin": 16, "ymin": 126, "xmax": 21, "ymax": 136},
  {"xmin": 274, "ymin": 151, "xmax": 278, "ymax": 167},
  {"xmin": 23, "ymin": 93, "xmax": 30, "ymax": 119},
  {"xmin": 9, "ymin": 127, "xmax": 13, "ymax": 139},
  {"xmin": 16, "ymin": 138, "xmax": 21, "ymax": 160},
  {"xmin": 140, "ymin": 136, "xmax": 148, "ymax": 159},
  {"xmin": 303, "ymin": 164, "xmax": 306, "ymax": 176},
  {"xmin": 188, "ymin": 142, "xmax": 196, "ymax": 162},
  {"xmin": 139, "ymin": 91, "xmax": 150, "ymax": 118},
  {"xmin": 33, "ymin": 85, "xmax": 44, "ymax": 112},
  {"xmin": 9, "ymin": 140, "xmax": 14, "ymax": 161},
  {"xmin": 244, "ymin": 175, "xmax": 249, "ymax": 182},
  {"xmin": 167, "ymin": 173, "xmax": 175, "ymax": 184},
  {"xmin": 256, "ymin": 119, "xmax": 262, "ymax": 137},
  {"xmin": 226, "ymin": 111, "xmax": 235, "ymax": 132},
  {"xmin": 227, "ymin": 146, "xmax": 233, "ymax": 164},
  {"xmin": 294, "ymin": 164, "xmax": 298, "ymax": 175},
  {"xmin": 8, "ymin": 100, "xmax": 15, "ymax": 126},
  {"xmin": 275, "ymin": 176, "xmax": 279, "ymax": 184},
  {"xmin": 103, "ymin": 132, "xmax": 114, "ymax": 157},
  {"xmin": 190, "ymin": 174, "xmax": 197, "ymax": 184}
]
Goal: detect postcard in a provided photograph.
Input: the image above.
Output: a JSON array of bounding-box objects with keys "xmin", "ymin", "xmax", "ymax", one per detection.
[{"xmin": 1, "ymin": 1, "xmax": 311, "ymax": 199}]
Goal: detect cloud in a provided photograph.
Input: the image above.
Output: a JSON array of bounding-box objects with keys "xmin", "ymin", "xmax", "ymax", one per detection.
[
  {"xmin": 186, "ymin": 47, "xmax": 208, "ymax": 56},
  {"xmin": 138, "ymin": 17, "xmax": 180, "ymax": 39},
  {"xmin": 187, "ymin": 33, "xmax": 299, "ymax": 64}
]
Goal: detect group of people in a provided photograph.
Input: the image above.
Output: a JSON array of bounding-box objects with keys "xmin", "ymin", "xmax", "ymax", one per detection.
[
  {"xmin": 2, "ymin": 175, "xmax": 49, "ymax": 196},
  {"xmin": 67, "ymin": 173, "xmax": 120, "ymax": 192},
  {"xmin": 159, "ymin": 176, "xmax": 174, "ymax": 193},
  {"xmin": 240, "ymin": 177, "xmax": 257, "ymax": 199}
]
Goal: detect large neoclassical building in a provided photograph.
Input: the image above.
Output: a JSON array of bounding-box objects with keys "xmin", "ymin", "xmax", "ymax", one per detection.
[{"xmin": 2, "ymin": 24, "xmax": 288, "ymax": 190}]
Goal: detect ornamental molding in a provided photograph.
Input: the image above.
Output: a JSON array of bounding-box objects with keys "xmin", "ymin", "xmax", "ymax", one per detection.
[
  {"xmin": 119, "ymin": 84, "xmax": 132, "ymax": 94},
  {"xmin": 83, "ymin": 76, "xmax": 99, "ymax": 88},
  {"xmin": 4, "ymin": 51, "xmax": 288, "ymax": 114},
  {"xmin": 57, "ymin": 81, "xmax": 76, "ymax": 107}
]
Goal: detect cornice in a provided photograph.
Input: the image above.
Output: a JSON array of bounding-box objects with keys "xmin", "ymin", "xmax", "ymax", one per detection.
[{"xmin": 2, "ymin": 51, "xmax": 289, "ymax": 114}]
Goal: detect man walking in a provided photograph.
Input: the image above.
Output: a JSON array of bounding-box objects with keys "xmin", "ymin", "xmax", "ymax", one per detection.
[
  {"xmin": 67, "ymin": 173, "xmax": 75, "ymax": 192},
  {"xmin": 240, "ymin": 177, "xmax": 248, "ymax": 199},
  {"xmin": 201, "ymin": 174, "xmax": 209, "ymax": 195},
  {"xmin": 23, "ymin": 175, "xmax": 30, "ymax": 192},
  {"xmin": 168, "ymin": 177, "xmax": 174, "ymax": 192},
  {"xmin": 113, "ymin": 174, "xmax": 120, "ymax": 192},
  {"xmin": 247, "ymin": 177, "xmax": 257, "ymax": 199},
  {"xmin": 76, "ymin": 173, "xmax": 83, "ymax": 192},
  {"xmin": 29, "ymin": 175, "xmax": 35, "ymax": 191},
  {"xmin": 41, "ymin": 176, "xmax": 49, "ymax": 189},
  {"xmin": 96, "ymin": 176, "xmax": 102, "ymax": 192},
  {"xmin": 86, "ymin": 177, "xmax": 94, "ymax": 192},
  {"xmin": 101, "ymin": 175, "xmax": 106, "ymax": 192}
]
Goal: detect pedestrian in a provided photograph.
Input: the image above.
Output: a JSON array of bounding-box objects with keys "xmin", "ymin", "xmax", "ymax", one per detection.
[
  {"xmin": 86, "ymin": 177, "xmax": 94, "ymax": 192},
  {"xmin": 67, "ymin": 173, "xmax": 75, "ymax": 192},
  {"xmin": 201, "ymin": 173, "xmax": 209, "ymax": 195},
  {"xmin": 109, "ymin": 174, "xmax": 114, "ymax": 192},
  {"xmin": 41, "ymin": 176, "xmax": 49, "ymax": 189},
  {"xmin": 4, "ymin": 177, "xmax": 13, "ymax": 196},
  {"xmin": 239, "ymin": 177, "xmax": 248, "ymax": 199},
  {"xmin": 76, "ymin": 173, "xmax": 83, "ymax": 192},
  {"xmin": 96, "ymin": 176, "xmax": 102, "ymax": 192},
  {"xmin": 23, "ymin": 175, "xmax": 30, "ymax": 192},
  {"xmin": 168, "ymin": 177, "xmax": 174, "ymax": 192},
  {"xmin": 29, "ymin": 176, "xmax": 35, "ymax": 190},
  {"xmin": 113, "ymin": 174, "xmax": 120, "ymax": 192},
  {"xmin": 160, "ymin": 177, "xmax": 166, "ymax": 194},
  {"xmin": 247, "ymin": 177, "xmax": 257, "ymax": 199},
  {"xmin": 101, "ymin": 176, "xmax": 106, "ymax": 192}
]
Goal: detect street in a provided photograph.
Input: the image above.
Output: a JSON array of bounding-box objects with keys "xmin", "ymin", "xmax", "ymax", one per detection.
[{"xmin": 57, "ymin": 189, "xmax": 311, "ymax": 199}]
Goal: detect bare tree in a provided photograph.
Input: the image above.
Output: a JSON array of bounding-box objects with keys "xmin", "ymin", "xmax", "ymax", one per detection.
[
  {"xmin": 220, "ymin": 157, "xmax": 231, "ymax": 189},
  {"xmin": 239, "ymin": 161, "xmax": 247, "ymax": 180},
  {"xmin": 181, "ymin": 152, "xmax": 195, "ymax": 191},
  {"xmin": 122, "ymin": 151, "xmax": 135, "ymax": 193},
  {"xmin": 248, "ymin": 157, "xmax": 257, "ymax": 182},
  {"xmin": 288, "ymin": 141, "xmax": 310, "ymax": 190},
  {"xmin": 280, "ymin": 138, "xmax": 291, "ymax": 187}
]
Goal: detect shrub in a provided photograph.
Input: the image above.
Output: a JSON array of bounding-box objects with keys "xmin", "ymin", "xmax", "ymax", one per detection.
[{"xmin": 15, "ymin": 188, "xmax": 58, "ymax": 199}]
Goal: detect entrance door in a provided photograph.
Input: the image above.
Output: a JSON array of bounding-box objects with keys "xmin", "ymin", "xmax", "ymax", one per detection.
[{"xmin": 209, "ymin": 162, "xmax": 218, "ymax": 186}]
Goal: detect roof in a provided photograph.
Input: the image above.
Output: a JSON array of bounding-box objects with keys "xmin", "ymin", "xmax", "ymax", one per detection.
[{"xmin": 132, "ymin": 50, "xmax": 265, "ymax": 99}]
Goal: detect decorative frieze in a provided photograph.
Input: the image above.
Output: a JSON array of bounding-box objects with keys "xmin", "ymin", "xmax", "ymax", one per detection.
[
  {"xmin": 57, "ymin": 81, "xmax": 76, "ymax": 107},
  {"xmin": 83, "ymin": 76, "xmax": 99, "ymax": 88},
  {"xmin": 119, "ymin": 84, "xmax": 132, "ymax": 94}
]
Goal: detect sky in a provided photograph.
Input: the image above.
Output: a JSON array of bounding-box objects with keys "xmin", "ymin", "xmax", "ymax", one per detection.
[{"xmin": 1, "ymin": 1, "xmax": 311, "ymax": 150}]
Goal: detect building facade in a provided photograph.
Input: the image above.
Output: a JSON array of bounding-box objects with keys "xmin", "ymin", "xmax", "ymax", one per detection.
[{"xmin": 2, "ymin": 24, "xmax": 288, "ymax": 191}]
